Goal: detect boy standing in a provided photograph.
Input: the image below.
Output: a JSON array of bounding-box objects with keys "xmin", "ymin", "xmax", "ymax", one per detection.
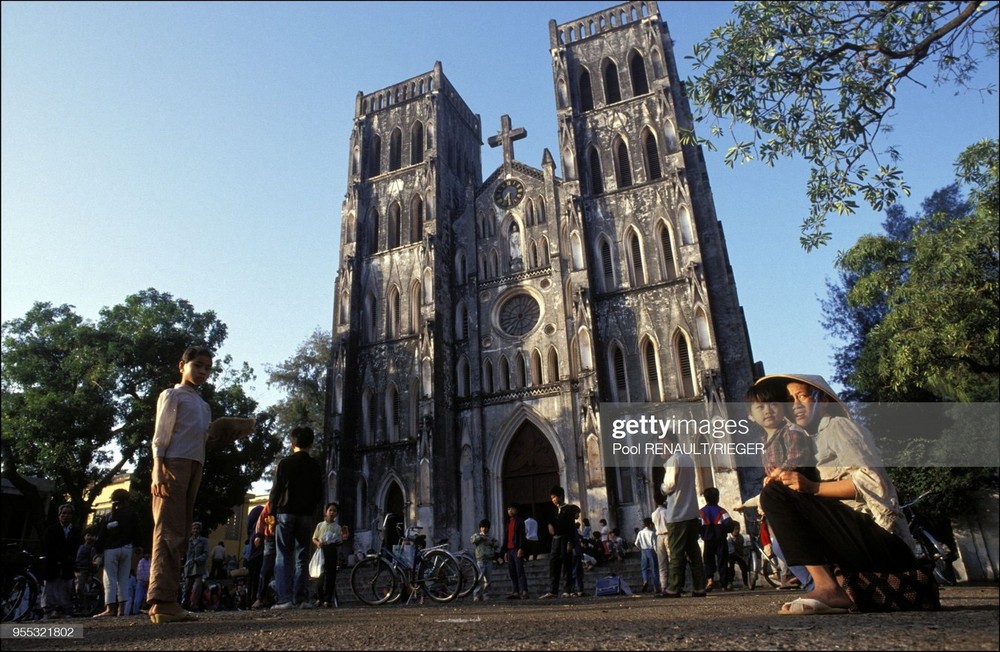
[
  {"xmin": 699, "ymin": 487, "xmax": 732, "ymax": 592},
  {"xmin": 470, "ymin": 519, "xmax": 500, "ymax": 602},
  {"xmin": 634, "ymin": 517, "xmax": 660, "ymax": 593}
]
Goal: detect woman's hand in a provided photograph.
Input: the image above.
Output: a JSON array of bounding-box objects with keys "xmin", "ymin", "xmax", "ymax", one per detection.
[{"xmin": 769, "ymin": 468, "xmax": 819, "ymax": 495}]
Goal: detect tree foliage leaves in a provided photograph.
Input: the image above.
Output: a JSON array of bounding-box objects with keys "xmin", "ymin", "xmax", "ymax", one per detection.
[
  {"xmin": 685, "ymin": 1, "xmax": 998, "ymax": 249},
  {"xmin": 1, "ymin": 289, "xmax": 283, "ymax": 538}
]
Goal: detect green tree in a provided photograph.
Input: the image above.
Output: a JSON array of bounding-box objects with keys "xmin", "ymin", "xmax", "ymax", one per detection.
[
  {"xmin": 836, "ymin": 140, "xmax": 998, "ymax": 402},
  {"xmin": 821, "ymin": 140, "xmax": 999, "ymax": 521},
  {"xmin": 1, "ymin": 289, "xmax": 282, "ymax": 538},
  {"xmin": 685, "ymin": 1, "xmax": 998, "ymax": 249},
  {"xmin": 265, "ymin": 329, "xmax": 331, "ymax": 464}
]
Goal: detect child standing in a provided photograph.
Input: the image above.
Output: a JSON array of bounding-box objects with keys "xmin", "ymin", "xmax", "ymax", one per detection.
[
  {"xmin": 699, "ymin": 487, "xmax": 732, "ymax": 592},
  {"xmin": 132, "ymin": 548, "xmax": 151, "ymax": 615},
  {"xmin": 470, "ymin": 519, "xmax": 499, "ymax": 602},
  {"xmin": 147, "ymin": 346, "xmax": 254, "ymax": 624},
  {"xmin": 312, "ymin": 502, "xmax": 349, "ymax": 608},
  {"xmin": 147, "ymin": 346, "xmax": 213, "ymax": 623},
  {"xmin": 634, "ymin": 517, "xmax": 660, "ymax": 593},
  {"xmin": 74, "ymin": 532, "xmax": 97, "ymax": 614}
]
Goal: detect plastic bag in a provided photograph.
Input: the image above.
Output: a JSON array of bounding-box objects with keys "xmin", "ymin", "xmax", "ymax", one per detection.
[{"xmin": 308, "ymin": 548, "xmax": 324, "ymax": 579}]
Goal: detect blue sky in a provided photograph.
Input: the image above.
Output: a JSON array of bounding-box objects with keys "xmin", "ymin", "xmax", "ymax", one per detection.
[{"xmin": 3, "ymin": 1, "xmax": 998, "ymax": 409}]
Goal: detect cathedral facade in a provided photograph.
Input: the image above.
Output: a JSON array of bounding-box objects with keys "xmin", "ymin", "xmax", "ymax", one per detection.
[{"xmin": 326, "ymin": 1, "xmax": 758, "ymax": 552}]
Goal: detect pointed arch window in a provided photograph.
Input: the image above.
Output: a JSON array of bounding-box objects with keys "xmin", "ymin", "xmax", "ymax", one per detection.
[
  {"xmin": 644, "ymin": 130, "xmax": 662, "ymax": 180},
  {"xmin": 626, "ymin": 229, "xmax": 645, "ymax": 286},
  {"xmin": 615, "ymin": 139, "xmax": 633, "ymax": 188},
  {"xmin": 364, "ymin": 291, "xmax": 377, "ymax": 343},
  {"xmin": 611, "ymin": 343, "xmax": 629, "ymax": 402},
  {"xmin": 679, "ymin": 206, "xmax": 695, "ymax": 245},
  {"xmin": 386, "ymin": 383, "xmax": 400, "ymax": 442},
  {"xmin": 409, "ymin": 281, "xmax": 421, "ymax": 333},
  {"xmin": 571, "ymin": 232, "xmax": 584, "ymax": 270},
  {"xmin": 588, "ymin": 148, "xmax": 604, "ymax": 194},
  {"xmin": 387, "ymin": 286, "xmax": 400, "ymax": 338},
  {"xmin": 366, "ymin": 209, "xmax": 380, "ymax": 256},
  {"xmin": 499, "ymin": 356, "xmax": 511, "ymax": 391},
  {"xmin": 410, "ymin": 121, "xmax": 424, "ymax": 164},
  {"xmin": 410, "ymin": 194, "xmax": 424, "ymax": 244},
  {"xmin": 370, "ymin": 134, "xmax": 382, "ymax": 177},
  {"xmin": 579, "ymin": 69, "xmax": 595, "ymax": 112},
  {"xmin": 629, "ymin": 51, "xmax": 649, "ymax": 96},
  {"xmin": 455, "ymin": 301, "xmax": 468, "ymax": 340},
  {"xmin": 642, "ymin": 338, "xmax": 662, "ymax": 401},
  {"xmin": 362, "ymin": 388, "xmax": 375, "ymax": 445},
  {"xmin": 339, "ymin": 290, "xmax": 350, "ymax": 325},
  {"xmin": 388, "ymin": 202, "xmax": 401, "ymax": 249},
  {"xmin": 515, "ymin": 354, "xmax": 527, "ymax": 389},
  {"xmin": 547, "ymin": 347, "xmax": 559, "ymax": 384},
  {"xmin": 455, "ymin": 249, "xmax": 467, "ymax": 285},
  {"xmin": 600, "ymin": 239, "xmax": 615, "ymax": 292},
  {"xmin": 483, "ymin": 359, "xmax": 494, "ymax": 394},
  {"xmin": 389, "ymin": 128, "xmax": 402, "ymax": 171},
  {"xmin": 659, "ymin": 222, "xmax": 677, "ymax": 281},
  {"xmin": 603, "ymin": 59, "xmax": 621, "ymax": 103},
  {"xmin": 676, "ymin": 332, "xmax": 695, "ymax": 397},
  {"xmin": 695, "ymin": 308, "xmax": 712, "ymax": 349},
  {"xmin": 457, "ymin": 357, "xmax": 470, "ymax": 397},
  {"xmin": 537, "ymin": 197, "xmax": 546, "ymax": 223},
  {"xmin": 579, "ymin": 328, "xmax": 594, "ymax": 371},
  {"xmin": 530, "ymin": 350, "xmax": 543, "ymax": 386}
]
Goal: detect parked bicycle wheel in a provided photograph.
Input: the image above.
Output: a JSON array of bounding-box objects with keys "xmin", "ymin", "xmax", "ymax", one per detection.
[
  {"xmin": 418, "ymin": 550, "xmax": 461, "ymax": 603},
  {"xmin": 455, "ymin": 552, "xmax": 480, "ymax": 599},
  {"xmin": 73, "ymin": 577, "xmax": 104, "ymax": 617},
  {"xmin": 759, "ymin": 553, "xmax": 783, "ymax": 588},
  {"xmin": 350, "ymin": 556, "xmax": 397, "ymax": 606},
  {"xmin": 2, "ymin": 573, "xmax": 38, "ymax": 623}
]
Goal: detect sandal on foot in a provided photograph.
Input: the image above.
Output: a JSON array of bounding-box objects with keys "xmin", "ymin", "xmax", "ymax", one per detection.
[
  {"xmin": 149, "ymin": 611, "xmax": 198, "ymax": 624},
  {"xmin": 779, "ymin": 597, "xmax": 850, "ymax": 615}
]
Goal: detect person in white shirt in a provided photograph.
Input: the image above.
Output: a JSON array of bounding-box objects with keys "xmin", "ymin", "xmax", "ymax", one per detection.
[{"xmin": 633, "ymin": 517, "xmax": 660, "ymax": 593}]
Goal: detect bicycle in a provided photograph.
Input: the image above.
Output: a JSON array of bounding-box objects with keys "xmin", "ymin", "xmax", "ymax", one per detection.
[
  {"xmin": 2, "ymin": 544, "xmax": 42, "ymax": 623},
  {"xmin": 741, "ymin": 512, "xmax": 783, "ymax": 589},
  {"xmin": 903, "ymin": 492, "xmax": 956, "ymax": 586},
  {"xmin": 72, "ymin": 574, "xmax": 104, "ymax": 617},
  {"xmin": 350, "ymin": 518, "xmax": 462, "ymax": 605},
  {"xmin": 443, "ymin": 546, "xmax": 481, "ymax": 600}
]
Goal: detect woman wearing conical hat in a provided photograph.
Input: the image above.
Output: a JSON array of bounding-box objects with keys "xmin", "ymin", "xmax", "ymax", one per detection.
[{"xmin": 756, "ymin": 374, "xmax": 917, "ymax": 615}]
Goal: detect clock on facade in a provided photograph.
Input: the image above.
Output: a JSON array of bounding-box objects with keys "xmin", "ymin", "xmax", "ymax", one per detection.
[
  {"xmin": 498, "ymin": 292, "xmax": 541, "ymax": 337},
  {"xmin": 493, "ymin": 178, "xmax": 525, "ymax": 208}
]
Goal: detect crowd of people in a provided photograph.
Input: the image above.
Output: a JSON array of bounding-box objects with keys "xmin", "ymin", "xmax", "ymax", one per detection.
[{"xmin": 33, "ymin": 347, "xmax": 927, "ymax": 620}]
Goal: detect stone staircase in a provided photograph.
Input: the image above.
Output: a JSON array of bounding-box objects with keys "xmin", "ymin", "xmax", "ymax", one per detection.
[{"xmin": 333, "ymin": 551, "xmax": 650, "ymax": 604}]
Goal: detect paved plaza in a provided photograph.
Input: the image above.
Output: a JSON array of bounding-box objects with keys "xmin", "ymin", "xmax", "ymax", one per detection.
[{"xmin": 5, "ymin": 583, "xmax": 997, "ymax": 651}]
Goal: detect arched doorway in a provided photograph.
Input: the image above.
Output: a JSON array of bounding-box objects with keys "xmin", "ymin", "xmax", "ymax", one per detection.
[
  {"xmin": 382, "ymin": 481, "xmax": 405, "ymax": 548},
  {"xmin": 502, "ymin": 421, "xmax": 558, "ymax": 555}
]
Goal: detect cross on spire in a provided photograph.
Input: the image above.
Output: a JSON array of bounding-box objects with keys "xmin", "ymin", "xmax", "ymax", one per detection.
[{"xmin": 488, "ymin": 114, "xmax": 527, "ymax": 167}]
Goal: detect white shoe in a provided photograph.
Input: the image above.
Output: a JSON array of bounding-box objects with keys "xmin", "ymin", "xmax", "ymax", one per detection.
[{"xmin": 272, "ymin": 602, "xmax": 295, "ymax": 610}]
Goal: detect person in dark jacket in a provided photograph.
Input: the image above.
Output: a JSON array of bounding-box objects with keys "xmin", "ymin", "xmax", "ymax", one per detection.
[
  {"xmin": 502, "ymin": 503, "xmax": 529, "ymax": 599},
  {"xmin": 43, "ymin": 503, "xmax": 83, "ymax": 618},
  {"xmin": 269, "ymin": 426, "xmax": 324, "ymax": 608}
]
